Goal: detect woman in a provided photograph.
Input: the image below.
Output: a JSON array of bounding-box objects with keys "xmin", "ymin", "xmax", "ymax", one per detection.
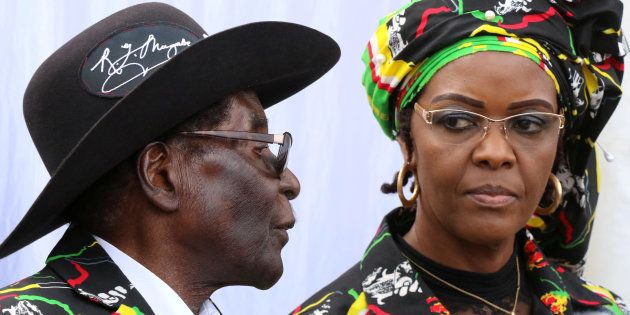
[{"xmin": 292, "ymin": 0, "xmax": 626, "ymax": 314}]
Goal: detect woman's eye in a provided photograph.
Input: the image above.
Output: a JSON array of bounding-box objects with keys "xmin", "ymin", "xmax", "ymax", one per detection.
[
  {"xmin": 436, "ymin": 113, "xmax": 478, "ymax": 130},
  {"xmin": 510, "ymin": 115, "xmax": 547, "ymax": 134}
]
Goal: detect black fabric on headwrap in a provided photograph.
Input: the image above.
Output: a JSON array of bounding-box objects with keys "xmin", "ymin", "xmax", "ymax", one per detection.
[{"xmin": 362, "ymin": 0, "xmax": 625, "ymax": 271}]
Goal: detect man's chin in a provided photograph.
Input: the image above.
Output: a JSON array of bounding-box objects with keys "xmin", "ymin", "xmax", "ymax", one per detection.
[{"xmin": 252, "ymin": 260, "xmax": 284, "ymax": 290}]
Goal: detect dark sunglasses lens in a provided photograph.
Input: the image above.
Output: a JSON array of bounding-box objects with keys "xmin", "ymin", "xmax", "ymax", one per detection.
[{"xmin": 275, "ymin": 133, "xmax": 292, "ymax": 173}]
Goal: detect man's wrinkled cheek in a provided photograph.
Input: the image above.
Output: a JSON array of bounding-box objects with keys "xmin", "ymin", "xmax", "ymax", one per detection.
[{"xmin": 219, "ymin": 161, "xmax": 275, "ymax": 242}]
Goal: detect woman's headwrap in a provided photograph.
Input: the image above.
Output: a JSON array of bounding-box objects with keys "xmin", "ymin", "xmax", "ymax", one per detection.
[{"xmin": 362, "ymin": 0, "xmax": 625, "ymax": 271}]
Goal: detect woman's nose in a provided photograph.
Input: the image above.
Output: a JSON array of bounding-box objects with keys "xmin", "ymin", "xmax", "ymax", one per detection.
[{"xmin": 472, "ymin": 124, "xmax": 516, "ymax": 170}]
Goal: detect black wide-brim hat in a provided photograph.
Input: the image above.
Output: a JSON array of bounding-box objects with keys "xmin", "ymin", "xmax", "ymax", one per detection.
[{"xmin": 0, "ymin": 2, "xmax": 340, "ymax": 258}]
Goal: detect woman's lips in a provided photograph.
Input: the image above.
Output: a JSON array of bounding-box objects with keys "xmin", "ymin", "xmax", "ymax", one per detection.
[
  {"xmin": 466, "ymin": 184, "xmax": 517, "ymax": 208},
  {"xmin": 467, "ymin": 193, "xmax": 516, "ymax": 207}
]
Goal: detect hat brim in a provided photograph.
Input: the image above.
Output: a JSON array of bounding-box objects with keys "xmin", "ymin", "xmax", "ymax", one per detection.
[{"xmin": 0, "ymin": 21, "xmax": 340, "ymax": 258}]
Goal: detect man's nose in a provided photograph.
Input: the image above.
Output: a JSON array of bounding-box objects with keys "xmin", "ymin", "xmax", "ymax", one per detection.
[{"xmin": 279, "ymin": 168, "xmax": 300, "ymax": 200}]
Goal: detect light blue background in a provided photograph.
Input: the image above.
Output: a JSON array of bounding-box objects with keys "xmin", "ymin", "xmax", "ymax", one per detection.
[{"xmin": 1, "ymin": 1, "xmax": 629, "ymax": 313}]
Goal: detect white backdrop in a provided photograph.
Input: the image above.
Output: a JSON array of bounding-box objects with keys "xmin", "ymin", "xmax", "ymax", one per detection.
[{"xmin": 0, "ymin": 1, "xmax": 628, "ymax": 314}]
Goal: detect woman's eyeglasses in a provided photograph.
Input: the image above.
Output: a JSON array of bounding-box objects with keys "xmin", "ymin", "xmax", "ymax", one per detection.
[
  {"xmin": 178, "ymin": 130, "xmax": 292, "ymax": 175},
  {"xmin": 414, "ymin": 103, "xmax": 565, "ymax": 148}
]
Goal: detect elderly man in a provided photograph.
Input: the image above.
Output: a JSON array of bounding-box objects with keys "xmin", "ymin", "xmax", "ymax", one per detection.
[{"xmin": 0, "ymin": 3, "xmax": 339, "ymax": 314}]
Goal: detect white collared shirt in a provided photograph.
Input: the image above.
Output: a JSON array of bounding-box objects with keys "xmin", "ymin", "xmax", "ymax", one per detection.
[{"xmin": 94, "ymin": 236, "xmax": 221, "ymax": 315}]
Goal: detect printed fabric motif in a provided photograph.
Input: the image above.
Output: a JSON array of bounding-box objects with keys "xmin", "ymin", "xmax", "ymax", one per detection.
[
  {"xmin": 362, "ymin": 260, "xmax": 422, "ymax": 305},
  {"xmin": 292, "ymin": 209, "xmax": 629, "ymax": 315},
  {"xmin": 361, "ymin": 0, "xmax": 626, "ymax": 276},
  {"xmin": 0, "ymin": 225, "xmax": 153, "ymax": 315},
  {"xmin": 494, "ymin": 0, "xmax": 533, "ymax": 15}
]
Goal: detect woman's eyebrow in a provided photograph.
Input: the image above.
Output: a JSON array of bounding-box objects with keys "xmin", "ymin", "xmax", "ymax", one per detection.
[
  {"xmin": 508, "ymin": 99, "xmax": 555, "ymax": 111},
  {"xmin": 431, "ymin": 93, "xmax": 484, "ymax": 108},
  {"xmin": 431, "ymin": 94, "xmax": 555, "ymax": 111}
]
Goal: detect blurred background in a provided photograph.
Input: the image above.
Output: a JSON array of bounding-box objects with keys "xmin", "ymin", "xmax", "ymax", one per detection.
[{"xmin": 1, "ymin": 1, "xmax": 628, "ymax": 313}]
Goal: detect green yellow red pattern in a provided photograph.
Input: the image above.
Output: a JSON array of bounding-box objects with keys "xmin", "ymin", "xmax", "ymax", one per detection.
[
  {"xmin": 362, "ymin": 0, "xmax": 623, "ymax": 139},
  {"xmin": 0, "ymin": 225, "xmax": 153, "ymax": 314},
  {"xmin": 362, "ymin": 0, "xmax": 625, "ymax": 272},
  {"xmin": 393, "ymin": 35, "xmax": 559, "ymax": 131},
  {"xmin": 292, "ymin": 209, "xmax": 628, "ymax": 314},
  {"xmin": 541, "ymin": 289, "xmax": 570, "ymax": 314}
]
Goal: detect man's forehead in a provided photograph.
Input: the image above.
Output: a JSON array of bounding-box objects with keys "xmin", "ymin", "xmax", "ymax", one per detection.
[{"xmin": 216, "ymin": 91, "xmax": 268, "ymax": 130}]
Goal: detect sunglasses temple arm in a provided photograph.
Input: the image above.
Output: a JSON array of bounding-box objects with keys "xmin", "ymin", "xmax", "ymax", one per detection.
[{"xmin": 273, "ymin": 134, "xmax": 286, "ymax": 144}]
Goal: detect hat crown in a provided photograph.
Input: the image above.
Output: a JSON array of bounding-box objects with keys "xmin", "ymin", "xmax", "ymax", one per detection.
[{"xmin": 23, "ymin": 2, "xmax": 205, "ymax": 174}]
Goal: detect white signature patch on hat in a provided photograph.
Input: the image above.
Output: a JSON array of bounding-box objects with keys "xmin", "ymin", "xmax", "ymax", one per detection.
[{"xmin": 80, "ymin": 22, "xmax": 201, "ymax": 98}]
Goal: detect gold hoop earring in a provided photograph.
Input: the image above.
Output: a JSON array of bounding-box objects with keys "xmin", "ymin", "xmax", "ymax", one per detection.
[
  {"xmin": 535, "ymin": 173, "xmax": 562, "ymax": 216},
  {"xmin": 397, "ymin": 162, "xmax": 420, "ymax": 208}
]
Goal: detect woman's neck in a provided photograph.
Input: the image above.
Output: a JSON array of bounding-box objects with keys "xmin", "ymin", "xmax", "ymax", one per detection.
[{"xmin": 403, "ymin": 208, "xmax": 516, "ymax": 274}]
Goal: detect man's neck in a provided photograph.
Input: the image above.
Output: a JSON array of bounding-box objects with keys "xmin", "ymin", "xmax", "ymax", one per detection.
[{"xmin": 98, "ymin": 227, "xmax": 220, "ymax": 314}]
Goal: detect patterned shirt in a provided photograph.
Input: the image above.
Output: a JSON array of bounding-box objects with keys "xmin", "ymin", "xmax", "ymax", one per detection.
[{"xmin": 292, "ymin": 209, "xmax": 629, "ymax": 315}]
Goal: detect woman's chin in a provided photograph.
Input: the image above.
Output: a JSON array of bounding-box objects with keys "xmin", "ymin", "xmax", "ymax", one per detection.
[
  {"xmin": 453, "ymin": 221, "xmax": 521, "ymax": 247},
  {"xmin": 446, "ymin": 205, "xmax": 529, "ymax": 246}
]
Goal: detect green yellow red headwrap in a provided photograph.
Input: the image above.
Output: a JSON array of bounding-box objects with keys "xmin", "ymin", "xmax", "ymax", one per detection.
[
  {"xmin": 362, "ymin": 0, "xmax": 625, "ymax": 270},
  {"xmin": 392, "ymin": 35, "xmax": 560, "ymax": 131}
]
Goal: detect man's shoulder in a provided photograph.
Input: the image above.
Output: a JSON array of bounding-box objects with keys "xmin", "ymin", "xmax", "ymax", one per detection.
[
  {"xmin": 0, "ymin": 266, "xmax": 108, "ymax": 314},
  {"xmin": 290, "ymin": 261, "xmax": 364, "ymax": 315},
  {"xmin": 0, "ymin": 225, "xmax": 154, "ymax": 315},
  {"xmin": 1, "ymin": 266, "xmax": 67, "ymax": 296}
]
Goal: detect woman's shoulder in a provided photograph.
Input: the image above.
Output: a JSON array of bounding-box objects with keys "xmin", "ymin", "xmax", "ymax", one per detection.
[
  {"xmin": 290, "ymin": 261, "xmax": 364, "ymax": 315},
  {"xmin": 552, "ymin": 264, "xmax": 629, "ymax": 314},
  {"xmin": 521, "ymin": 231, "xmax": 628, "ymax": 314}
]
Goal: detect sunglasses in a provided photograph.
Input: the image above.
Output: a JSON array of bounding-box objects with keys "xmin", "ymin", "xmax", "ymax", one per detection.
[{"xmin": 178, "ymin": 130, "xmax": 292, "ymax": 175}]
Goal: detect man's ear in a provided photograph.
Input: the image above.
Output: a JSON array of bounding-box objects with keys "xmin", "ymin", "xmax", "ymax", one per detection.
[
  {"xmin": 396, "ymin": 135, "xmax": 416, "ymax": 167},
  {"xmin": 137, "ymin": 142, "xmax": 180, "ymax": 212}
]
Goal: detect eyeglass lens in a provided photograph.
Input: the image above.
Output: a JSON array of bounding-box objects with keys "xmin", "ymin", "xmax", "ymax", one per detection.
[
  {"xmin": 274, "ymin": 132, "xmax": 292, "ymax": 174},
  {"xmin": 429, "ymin": 110, "xmax": 562, "ymax": 147}
]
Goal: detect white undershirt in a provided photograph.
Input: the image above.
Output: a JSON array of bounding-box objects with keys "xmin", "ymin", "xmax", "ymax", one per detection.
[{"xmin": 94, "ymin": 236, "xmax": 221, "ymax": 315}]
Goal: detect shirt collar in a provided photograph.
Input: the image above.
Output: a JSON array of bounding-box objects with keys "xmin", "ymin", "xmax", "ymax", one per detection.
[
  {"xmin": 45, "ymin": 225, "xmax": 153, "ymax": 313},
  {"xmin": 95, "ymin": 235, "xmax": 221, "ymax": 315}
]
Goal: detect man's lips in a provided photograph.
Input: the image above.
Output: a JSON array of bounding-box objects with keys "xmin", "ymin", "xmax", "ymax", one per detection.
[
  {"xmin": 273, "ymin": 220, "xmax": 295, "ymax": 246},
  {"xmin": 465, "ymin": 184, "xmax": 517, "ymax": 208},
  {"xmin": 275, "ymin": 221, "xmax": 295, "ymax": 231}
]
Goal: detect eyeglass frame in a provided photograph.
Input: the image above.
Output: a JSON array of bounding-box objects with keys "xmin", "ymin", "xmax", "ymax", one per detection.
[
  {"xmin": 413, "ymin": 102, "xmax": 565, "ymax": 146},
  {"xmin": 178, "ymin": 130, "xmax": 292, "ymax": 175}
]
